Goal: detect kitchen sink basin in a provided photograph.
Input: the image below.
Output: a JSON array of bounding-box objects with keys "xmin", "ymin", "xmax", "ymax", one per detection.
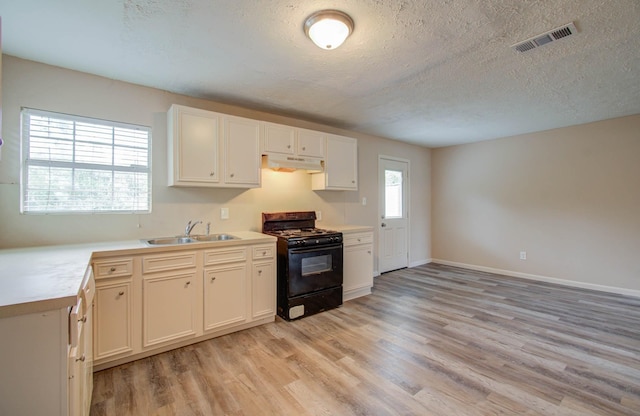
[
  {"xmin": 144, "ymin": 234, "xmax": 239, "ymax": 245},
  {"xmin": 192, "ymin": 234, "xmax": 239, "ymax": 241},
  {"xmin": 145, "ymin": 237, "xmax": 197, "ymax": 245}
]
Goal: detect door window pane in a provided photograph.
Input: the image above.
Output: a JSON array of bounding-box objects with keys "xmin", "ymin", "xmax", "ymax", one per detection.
[{"xmin": 385, "ymin": 169, "xmax": 403, "ymax": 218}]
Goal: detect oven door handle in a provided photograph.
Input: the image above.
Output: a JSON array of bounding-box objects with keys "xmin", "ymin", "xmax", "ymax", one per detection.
[{"xmin": 289, "ymin": 244, "xmax": 342, "ymax": 254}]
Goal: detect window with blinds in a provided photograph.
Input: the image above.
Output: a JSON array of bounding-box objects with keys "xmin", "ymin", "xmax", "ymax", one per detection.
[{"xmin": 21, "ymin": 108, "xmax": 151, "ymax": 214}]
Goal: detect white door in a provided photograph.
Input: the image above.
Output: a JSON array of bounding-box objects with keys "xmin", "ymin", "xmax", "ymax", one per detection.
[{"xmin": 378, "ymin": 156, "xmax": 409, "ymax": 273}]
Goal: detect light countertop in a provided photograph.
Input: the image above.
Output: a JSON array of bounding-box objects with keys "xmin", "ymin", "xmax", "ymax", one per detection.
[
  {"xmin": 325, "ymin": 224, "xmax": 374, "ymax": 233},
  {"xmin": 0, "ymin": 231, "xmax": 275, "ymax": 319}
]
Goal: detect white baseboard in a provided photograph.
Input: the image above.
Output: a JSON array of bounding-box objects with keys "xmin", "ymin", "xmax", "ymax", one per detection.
[
  {"xmin": 410, "ymin": 258, "xmax": 432, "ymax": 268},
  {"xmin": 430, "ymin": 259, "xmax": 640, "ymax": 299}
]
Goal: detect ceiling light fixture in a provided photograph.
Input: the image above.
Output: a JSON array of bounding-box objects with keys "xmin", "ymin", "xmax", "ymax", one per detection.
[{"xmin": 304, "ymin": 10, "xmax": 354, "ymax": 50}]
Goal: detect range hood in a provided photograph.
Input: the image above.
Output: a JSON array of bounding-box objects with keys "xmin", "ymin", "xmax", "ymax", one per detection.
[{"xmin": 262, "ymin": 154, "xmax": 324, "ymax": 173}]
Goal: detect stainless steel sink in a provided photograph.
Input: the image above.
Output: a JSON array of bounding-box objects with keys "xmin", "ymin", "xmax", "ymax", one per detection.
[
  {"xmin": 144, "ymin": 234, "xmax": 239, "ymax": 245},
  {"xmin": 145, "ymin": 236, "xmax": 197, "ymax": 245},
  {"xmin": 192, "ymin": 234, "xmax": 239, "ymax": 242}
]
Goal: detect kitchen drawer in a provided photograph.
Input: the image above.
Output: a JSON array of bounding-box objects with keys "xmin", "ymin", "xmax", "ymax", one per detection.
[
  {"xmin": 93, "ymin": 258, "xmax": 134, "ymax": 279},
  {"xmin": 252, "ymin": 245, "xmax": 274, "ymax": 260},
  {"xmin": 343, "ymin": 232, "xmax": 373, "ymax": 247},
  {"xmin": 204, "ymin": 247, "xmax": 247, "ymax": 266},
  {"xmin": 143, "ymin": 252, "xmax": 197, "ymax": 274}
]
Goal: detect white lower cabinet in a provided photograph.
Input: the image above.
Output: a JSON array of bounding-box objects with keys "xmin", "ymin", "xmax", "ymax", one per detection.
[
  {"xmin": 94, "ymin": 281, "xmax": 132, "ymax": 359},
  {"xmin": 251, "ymin": 245, "xmax": 276, "ymax": 319},
  {"xmin": 204, "ymin": 264, "xmax": 246, "ymax": 331},
  {"xmin": 143, "ymin": 272, "xmax": 198, "ymax": 347},
  {"xmin": 0, "ymin": 268, "xmax": 94, "ymax": 416},
  {"xmin": 343, "ymin": 231, "xmax": 374, "ymax": 301},
  {"xmin": 93, "ymin": 257, "xmax": 134, "ymax": 363},
  {"xmin": 92, "ymin": 239, "xmax": 276, "ymax": 371},
  {"xmin": 141, "ymin": 251, "xmax": 198, "ymax": 348}
]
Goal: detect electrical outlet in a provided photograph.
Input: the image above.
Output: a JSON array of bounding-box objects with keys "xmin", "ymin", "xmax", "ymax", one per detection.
[
  {"xmin": 220, "ymin": 207, "xmax": 229, "ymax": 220},
  {"xmin": 520, "ymin": 251, "xmax": 527, "ymax": 260},
  {"xmin": 316, "ymin": 210, "xmax": 322, "ymax": 221},
  {"xmin": 362, "ymin": 197, "xmax": 367, "ymax": 206}
]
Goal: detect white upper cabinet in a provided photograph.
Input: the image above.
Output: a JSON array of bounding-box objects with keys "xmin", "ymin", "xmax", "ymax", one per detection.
[
  {"xmin": 168, "ymin": 104, "xmax": 261, "ymax": 188},
  {"xmin": 262, "ymin": 122, "xmax": 325, "ymax": 159},
  {"xmin": 168, "ymin": 105, "xmax": 220, "ymax": 186},
  {"xmin": 223, "ymin": 115, "xmax": 261, "ymax": 187},
  {"xmin": 312, "ymin": 134, "xmax": 358, "ymax": 191},
  {"xmin": 262, "ymin": 122, "xmax": 296, "ymax": 155},
  {"xmin": 297, "ymin": 128, "xmax": 325, "ymax": 158}
]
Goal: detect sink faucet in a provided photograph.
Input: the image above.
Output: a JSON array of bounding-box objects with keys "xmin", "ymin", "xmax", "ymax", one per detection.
[{"xmin": 184, "ymin": 220, "xmax": 202, "ymax": 236}]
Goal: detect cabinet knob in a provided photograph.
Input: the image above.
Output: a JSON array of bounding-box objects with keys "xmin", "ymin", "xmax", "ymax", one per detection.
[
  {"xmin": 368, "ymin": 251, "xmax": 372, "ymax": 255},
  {"xmin": 258, "ymin": 270, "xmax": 262, "ymax": 275},
  {"xmin": 211, "ymin": 277, "xmax": 216, "ymax": 282},
  {"xmin": 357, "ymin": 238, "xmax": 361, "ymax": 242},
  {"xmin": 287, "ymin": 145, "xmax": 291, "ymax": 149},
  {"xmin": 210, "ymin": 172, "xmax": 215, "ymax": 177},
  {"xmin": 118, "ymin": 291, "xmax": 125, "ymax": 296},
  {"xmin": 230, "ymin": 173, "xmax": 235, "ymax": 178},
  {"xmin": 262, "ymin": 251, "xmax": 267, "ymax": 256},
  {"xmin": 110, "ymin": 267, "xmax": 116, "ymax": 272},
  {"xmin": 352, "ymin": 180, "xmax": 355, "ymax": 183},
  {"xmin": 186, "ymin": 281, "xmax": 191, "ymax": 286},
  {"xmin": 78, "ymin": 316, "xmax": 87, "ymax": 323},
  {"xmin": 302, "ymin": 146, "xmax": 306, "ymax": 151},
  {"xmin": 76, "ymin": 355, "xmax": 86, "ymax": 362}
]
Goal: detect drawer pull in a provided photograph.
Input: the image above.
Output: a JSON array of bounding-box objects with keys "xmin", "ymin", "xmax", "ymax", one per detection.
[
  {"xmin": 118, "ymin": 291, "xmax": 125, "ymax": 296},
  {"xmin": 211, "ymin": 277, "xmax": 216, "ymax": 282},
  {"xmin": 210, "ymin": 171, "xmax": 215, "ymax": 177},
  {"xmin": 258, "ymin": 270, "xmax": 262, "ymax": 275},
  {"xmin": 110, "ymin": 267, "xmax": 116, "ymax": 272},
  {"xmin": 186, "ymin": 281, "xmax": 191, "ymax": 286}
]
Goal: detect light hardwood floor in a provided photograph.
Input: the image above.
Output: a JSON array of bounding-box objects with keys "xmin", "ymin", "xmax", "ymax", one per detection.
[{"xmin": 90, "ymin": 264, "xmax": 640, "ymax": 415}]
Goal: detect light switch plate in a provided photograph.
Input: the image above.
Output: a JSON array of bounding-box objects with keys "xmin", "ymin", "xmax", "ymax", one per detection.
[{"xmin": 221, "ymin": 207, "xmax": 229, "ymax": 219}]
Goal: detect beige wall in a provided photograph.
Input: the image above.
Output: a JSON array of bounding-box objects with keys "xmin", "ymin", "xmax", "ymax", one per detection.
[
  {"xmin": 432, "ymin": 115, "xmax": 640, "ymax": 292},
  {"xmin": 0, "ymin": 55, "xmax": 431, "ymax": 271}
]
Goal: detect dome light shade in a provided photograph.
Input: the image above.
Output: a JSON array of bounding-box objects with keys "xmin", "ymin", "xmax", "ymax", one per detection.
[{"xmin": 304, "ymin": 10, "xmax": 354, "ymax": 50}]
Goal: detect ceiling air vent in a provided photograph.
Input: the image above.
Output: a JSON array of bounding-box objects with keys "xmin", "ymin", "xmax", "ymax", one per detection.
[{"xmin": 512, "ymin": 22, "xmax": 578, "ymax": 53}]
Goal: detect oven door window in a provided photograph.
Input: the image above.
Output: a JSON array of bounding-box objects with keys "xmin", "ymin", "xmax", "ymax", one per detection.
[{"xmin": 301, "ymin": 255, "xmax": 332, "ymax": 276}]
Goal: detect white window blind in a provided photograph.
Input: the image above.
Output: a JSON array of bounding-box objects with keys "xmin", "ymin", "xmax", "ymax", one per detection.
[{"xmin": 21, "ymin": 108, "xmax": 151, "ymax": 214}]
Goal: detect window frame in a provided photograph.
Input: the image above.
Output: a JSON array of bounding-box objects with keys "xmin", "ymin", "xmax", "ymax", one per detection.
[{"xmin": 20, "ymin": 108, "xmax": 152, "ymax": 215}]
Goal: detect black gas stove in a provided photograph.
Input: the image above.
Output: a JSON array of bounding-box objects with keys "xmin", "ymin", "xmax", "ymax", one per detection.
[{"xmin": 262, "ymin": 211, "xmax": 343, "ymax": 320}]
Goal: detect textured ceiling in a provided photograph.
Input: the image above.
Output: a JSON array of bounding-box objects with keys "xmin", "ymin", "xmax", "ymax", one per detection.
[{"xmin": 1, "ymin": 0, "xmax": 639, "ymax": 147}]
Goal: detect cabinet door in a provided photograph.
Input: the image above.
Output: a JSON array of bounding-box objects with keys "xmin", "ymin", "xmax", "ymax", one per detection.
[
  {"xmin": 252, "ymin": 260, "xmax": 276, "ymax": 319},
  {"xmin": 224, "ymin": 115, "xmax": 261, "ymax": 187},
  {"xmin": 169, "ymin": 105, "xmax": 220, "ymax": 186},
  {"xmin": 297, "ymin": 128, "xmax": 325, "ymax": 158},
  {"xmin": 312, "ymin": 135, "xmax": 358, "ymax": 190},
  {"xmin": 262, "ymin": 122, "xmax": 295, "ymax": 154},
  {"xmin": 143, "ymin": 272, "xmax": 197, "ymax": 347},
  {"xmin": 204, "ymin": 265, "xmax": 246, "ymax": 331},
  {"xmin": 94, "ymin": 282, "xmax": 132, "ymax": 359},
  {"xmin": 343, "ymin": 232, "xmax": 374, "ymax": 302}
]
